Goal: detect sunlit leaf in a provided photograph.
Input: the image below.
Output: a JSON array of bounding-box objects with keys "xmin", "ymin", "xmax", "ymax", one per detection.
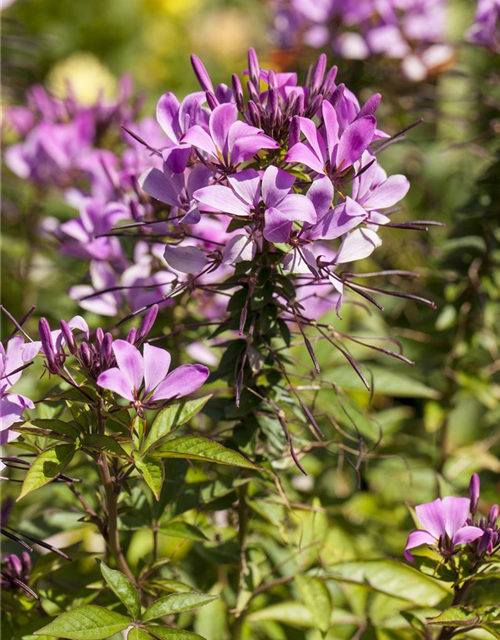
[
  {"xmin": 100, "ymin": 562, "xmax": 141, "ymax": 619},
  {"xmin": 34, "ymin": 605, "xmax": 131, "ymax": 639},
  {"xmin": 142, "ymin": 593, "xmax": 218, "ymax": 622},
  {"xmin": 18, "ymin": 445, "xmax": 76, "ymax": 500}
]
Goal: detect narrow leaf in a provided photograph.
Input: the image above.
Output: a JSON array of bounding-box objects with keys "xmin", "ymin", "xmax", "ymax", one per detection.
[
  {"xmin": 143, "ymin": 395, "xmax": 212, "ymax": 453},
  {"xmin": 34, "ymin": 605, "xmax": 132, "ymax": 639},
  {"xmin": 19, "ymin": 445, "xmax": 75, "ymax": 500},
  {"xmin": 100, "ymin": 562, "xmax": 141, "ymax": 619},
  {"xmin": 82, "ymin": 435, "xmax": 128, "ymax": 458},
  {"xmin": 154, "ymin": 436, "xmax": 261, "ymax": 471},
  {"xmin": 142, "ymin": 593, "xmax": 218, "ymax": 622},
  {"xmin": 30, "ymin": 418, "xmax": 80, "ymax": 439},
  {"xmin": 128, "ymin": 629, "xmax": 152, "ymax": 640}
]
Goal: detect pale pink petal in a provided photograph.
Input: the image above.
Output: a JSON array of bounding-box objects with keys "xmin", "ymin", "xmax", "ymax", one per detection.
[
  {"xmin": 222, "ymin": 234, "xmax": 256, "ymax": 264},
  {"xmin": 182, "ymin": 125, "xmax": 218, "ymax": 159},
  {"xmin": 262, "ymin": 166, "xmax": 295, "ymax": 208},
  {"xmin": 285, "ymin": 142, "xmax": 326, "ymax": 175},
  {"xmin": 209, "ymin": 103, "xmax": 238, "ymax": 160},
  {"xmin": 363, "ymin": 175, "xmax": 410, "ymax": 209},
  {"xmin": 307, "ymin": 175, "xmax": 334, "ymax": 217},
  {"xmin": 227, "ymin": 169, "xmax": 261, "ymax": 207},
  {"xmin": 335, "ymin": 228, "xmax": 381, "ymax": 263},
  {"xmin": 156, "ymin": 92, "xmax": 181, "ymax": 142},
  {"xmin": 277, "ymin": 194, "xmax": 317, "ymax": 224},
  {"xmin": 321, "ymin": 101, "xmax": 339, "ymax": 167},
  {"xmin": 264, "ymin": 207, "xmax": 293, "ymax": 243},
  {"xmin": 163, "ymin": 245, "xmax": 210, "ymax": 274}
]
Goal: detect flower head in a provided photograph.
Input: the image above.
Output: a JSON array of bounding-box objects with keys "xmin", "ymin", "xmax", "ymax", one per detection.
[{"xmin": 96, "ymin": 340, "xmax": 209, "ymax": 411}]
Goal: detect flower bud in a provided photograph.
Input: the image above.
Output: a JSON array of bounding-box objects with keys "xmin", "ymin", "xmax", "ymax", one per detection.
[
  {"xmin": 310, "ymin": 53, "xmax": 327, "ymax": 95},
  {"xmin": 289, "ymin": 116, "xmax": 301, "ymax": 148},
  {"xmin": 232, "ymin": 74, "xmax": 245, "ymax": 112},
  {"xmin": 21, "ymin": 551, "xmax": 31, "ymax": 573},
  {"xmin": 306, "ymin": 94, "xmax": 323, "ymax": 119},
  {"xmin": 101, "ymin": 333, "xmax": 113, "ymax": 369},
  {"xmin": 247, "ymin": 81, "xmax": 260, "ymax": 106},
  {"xmin": 190, "ymin": 54, "xmax": 214, "ymax": 93},
  {"xmin": 469, "ymin": 473, "xmax": 480, "ymax": 515},
  {"xmin": 489, "ymin": 504, "xmax": 499, "ymax": 526},
  {"xmin": 136, "ymin": 305, "xmax": 159, "ymax": 344},
  {"xmin": 331, "ymin": 83, "xmax": 345, "ymax": 109},
  {"xmin": 247, "ymin": 47, "xmax": 260, "ymax": 89},
  {"xmin": 322, "ymin": 65, "xmax": 338, "ymax": 96},
  {"xmin": 79, "ymin": 342, "xmax": 92, "ymax": 369},
  {"xmin": 60, "ymin": 320, "xmax": 77, "ymax": 356},
  {"xmin": 247, "ymin": 101, "xmax": 261, "ymax": 128},
  {"xmin": 268, "ymin": 69, "xmax": 278, "ymax": 91},
  {"xmin": 38, "ymin": 318, "xmax": 59, "ymax": 374},
  {"xmin": 126, "ymin": 327, "xmax": 137, "ymax": 344},
  {"xmin": 8, "ymin": 554, "xmax": 23, "ymax": 577},
  {"xmin": 95, "ymin": 327, "xmax": 104, "ymax": 346},
  {"xmin": 205, "ymin": 91, "xmax": 219, "ymax": 111},
  {"xmin": 477, "ymin": 529, "xmax": 494, "ymax": 554},
  {"xmin": 293, "ymin": 93, "xmax": 305, "ymax": 117}
]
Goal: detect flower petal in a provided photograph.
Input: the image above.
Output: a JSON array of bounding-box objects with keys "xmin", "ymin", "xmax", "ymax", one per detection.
[
  {"xmin": 182, "ymin": 125, "xmax": 218, "ymax": 159},
  {"xmin": 163, "ymin": 245, "xmax": 210, "ymax": 274},
  {"xmin": 222, "ymin": 234, "xmax": 256, "ymax": 264},
  {"xmin": 264, "ymin": 207, "xmax": 293, "ymax": 243},
  {"xmin": 226, "ymin": 169, "xmax": 261, "ymax": 208},
  {"xmin": 209, "ymin": 103, "xmax": 238, "ymax": 160},
  {"xmin": 277, "ymin": 193, "xmax": 317, "ymax": 224},
  {"xmin": 404, "ymin": 530, "xmax": 437, "ymax": 562},
  {"xmin": 262, "ymin": 166, "xmax": 295, "ymax": 208},
  {"xmin": 442, "ymin": 496, "xmax": 471, "ymax": 539},
  {"xmin": 335, "ymin": 228, "xmax": 381, "ymax": 263},
  {"xmin": 231, "ymin": 133, "xmax": 279, "ymax": 165},
  {"xmin": 156, "ymin": 92, "xmax": 181, "ymax": 142},
  {"xmin": 97, "ymin": 367, "xmax": 135, "ymax": 402},
  {"xmin": 415, "ymin": 498, "xmax": 446, "ymax": 539},
  {"xmin": 143, "ymin": 343, "xmax": 171, "ymax": 394},
  {"xmin": 151, "ymin": 364, "xmax": 209, "ymax": 401},
  {"xmin": 139, "ymin": 168, "xmax": 182, "ymax": 207},
  {"xmin": 285, "ymin": 142, "xmax": 326, "ymax": 175},
  {"xmin": 363, "ymin": 174, "xmax": 410, "ymax": 209},
  {"xmin": 193, "ymin": 184, "xmax": 251, "ymax": 216},
  {"xmin": 321, "ymin": 101, "xmax": 339, "ymax": 167},
  {"xmin": 307, "ymin": 175, "xmax": 334, "ymax": 217},
  {"xmin": 336, "ymin": 115, "xmax": 376, "ymax": 169},
  {"xmin": 112, "ymin": 340, "xmax": 144, "ymax": 393},
  {"xmin": 452, "ymin": 525, "xmax": 484, "ymax": 547}
]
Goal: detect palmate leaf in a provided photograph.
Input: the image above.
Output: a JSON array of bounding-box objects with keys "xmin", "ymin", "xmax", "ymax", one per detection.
[
  {"xmin": 147, "ymin": 628, "xmax": 206, "ymax": 640},
  {"xmin": 295, "ymin": 574, "xmax": 332, "ymax": 634},
  {"xmin": 100, "ymin": 562, "xmax": 141, "ymax": 619},
  {"xmin": 143, "ymin": 395, "xmax": 212, "ymax": 453},
  {"xmin": 18, "ymin": 444, "xmax": 76, "ymax": 500},
  {"xmin": 142, "ymin": 593, "xmax": 218, "ymax": 622},
  {"xmin": 133, "ymin": 452, "xmax": 164, "ymax": 500},
  {"xmin": 154, "ymin": 435, "xmax": 262, "ymax": 471},
  {"xmin": 34, "ymin": 605, "xmax": 132, "ymax": 639}
]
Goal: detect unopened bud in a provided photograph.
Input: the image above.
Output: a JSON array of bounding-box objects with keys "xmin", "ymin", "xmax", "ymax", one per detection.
[
  {"xmin": 248, "ymin": 47, "xmax": 260, "ymax": 89},
  {"xmin": 489, "ymin": 504, "xmax": 499, "ymax": 526},
  {"xmin": 136, "ymin": 305, "xmax": 159, "ymax": 344},
  {"xmin": 190, "ymin": 54, "xmax": 214, "ymax": 93},
  {"xmin": 38, "ymin": 318, "xmax": 59, "ymax": 374},
  {"xmin": 469, "ymin": 473, "xmax": 480, "ymax": 515},
  {"xmin": 60, "ymin": 320, "xmax": 77, "ymax": 356}
]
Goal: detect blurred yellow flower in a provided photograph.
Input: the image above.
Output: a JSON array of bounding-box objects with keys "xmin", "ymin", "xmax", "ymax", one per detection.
[
  {"xmin": 143, "ymin": 0, "xmax": 202, "ymax": 17},
  {"xmin": 47, "ymin": 53, "xmax": 117, "ymax": 106},
  {"xmin": 196, "ymin": 9, "xmax": 253, "ymax": 59}
]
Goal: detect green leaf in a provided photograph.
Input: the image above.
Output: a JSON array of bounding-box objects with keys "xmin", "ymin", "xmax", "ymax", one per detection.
[
  {"xmin": 147, "ymin": 628, "xmax": 206, "ymax": 640},
  {"xmin": 82, "ymin": 435, "xmax": 128, "ymax": 458},
  {"xmin": 247, "ymin": 601, "xmax": 313, "ymax": 628},
  {"xmin": 326, "ymin": 560, "xmax": 449, "ymax": 607},
  {"xmin": 159, "ymin": 521, "xmax": 208, "ymax": 541},
  {"xmin": 133, "ymin": 453, "xmax": 164, "ymax": 500},
  {"xmin": 154, "ymin": 436, "xmax": 261, "ymax": 471},
  {"xmin": 322, "ymin": 365, "xmax": 440, "ymax": 399},
  {"xmin": 426, "ymin": 606, "xmax": 480, "ymax": 627},
  {"xmin": 296, "ymin": 575, "xmax": 332, "ymax": 634},
  {"xmin": 18, "ymin": 444, "xmax": 76, "ymax": 500},
  {"xmin": 142, "ymin": 593, "xmax": 218, "ymax": 622},
  {"xmin": 128, "ymin": 629, "xmax": 151, "ymax": 640},
  {"xmin": 481, "ymin": 625, "xmax": 500, "ymax": 639},
  {"xmin": 143, "ymin": 396, "xmax": 212, "ymax": 453},
  {"xmin": 100, "ymin": 562, "xmax": 141, "ymax": 619},
  {"xmin": 30, "ymin": 419, "xmax": 80, "ymax": 438},
  {"xmin": 34, "ymin": 605, "xmax": 132, "ymax": 639}
]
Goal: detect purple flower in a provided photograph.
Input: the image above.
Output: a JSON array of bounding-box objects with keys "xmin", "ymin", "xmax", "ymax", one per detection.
[
  {"xmin": 0, "ymin": 336, "xmax": 38, "ymax": 433},
  {"xmin": 285, "ymin": 101, "xmax": 377, "ymax": 178},
  {"xmin": 467, "ymin": 0, "xmax": 500, "ymax": 52},
  {"xmin": 58, "ymin": 198, "xmax": 130, "ymax": 261},
  {"xmin": 404, "ymin": 497, "xmax": 484, "ymax": 562},
  {"xmin": 96, "ymin": 340, "xmax": 209, "ymax": 410},
  {"xmin": 182, "ymin": 102, "xmax": 279, "ymax": 169},
  {"xmin": 193, "ymin": 165, "xmax": 317, "ymax": 244},
  {"xmin": 156, "ymin": 91, "xmax": 209, "ymax": 173}
]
